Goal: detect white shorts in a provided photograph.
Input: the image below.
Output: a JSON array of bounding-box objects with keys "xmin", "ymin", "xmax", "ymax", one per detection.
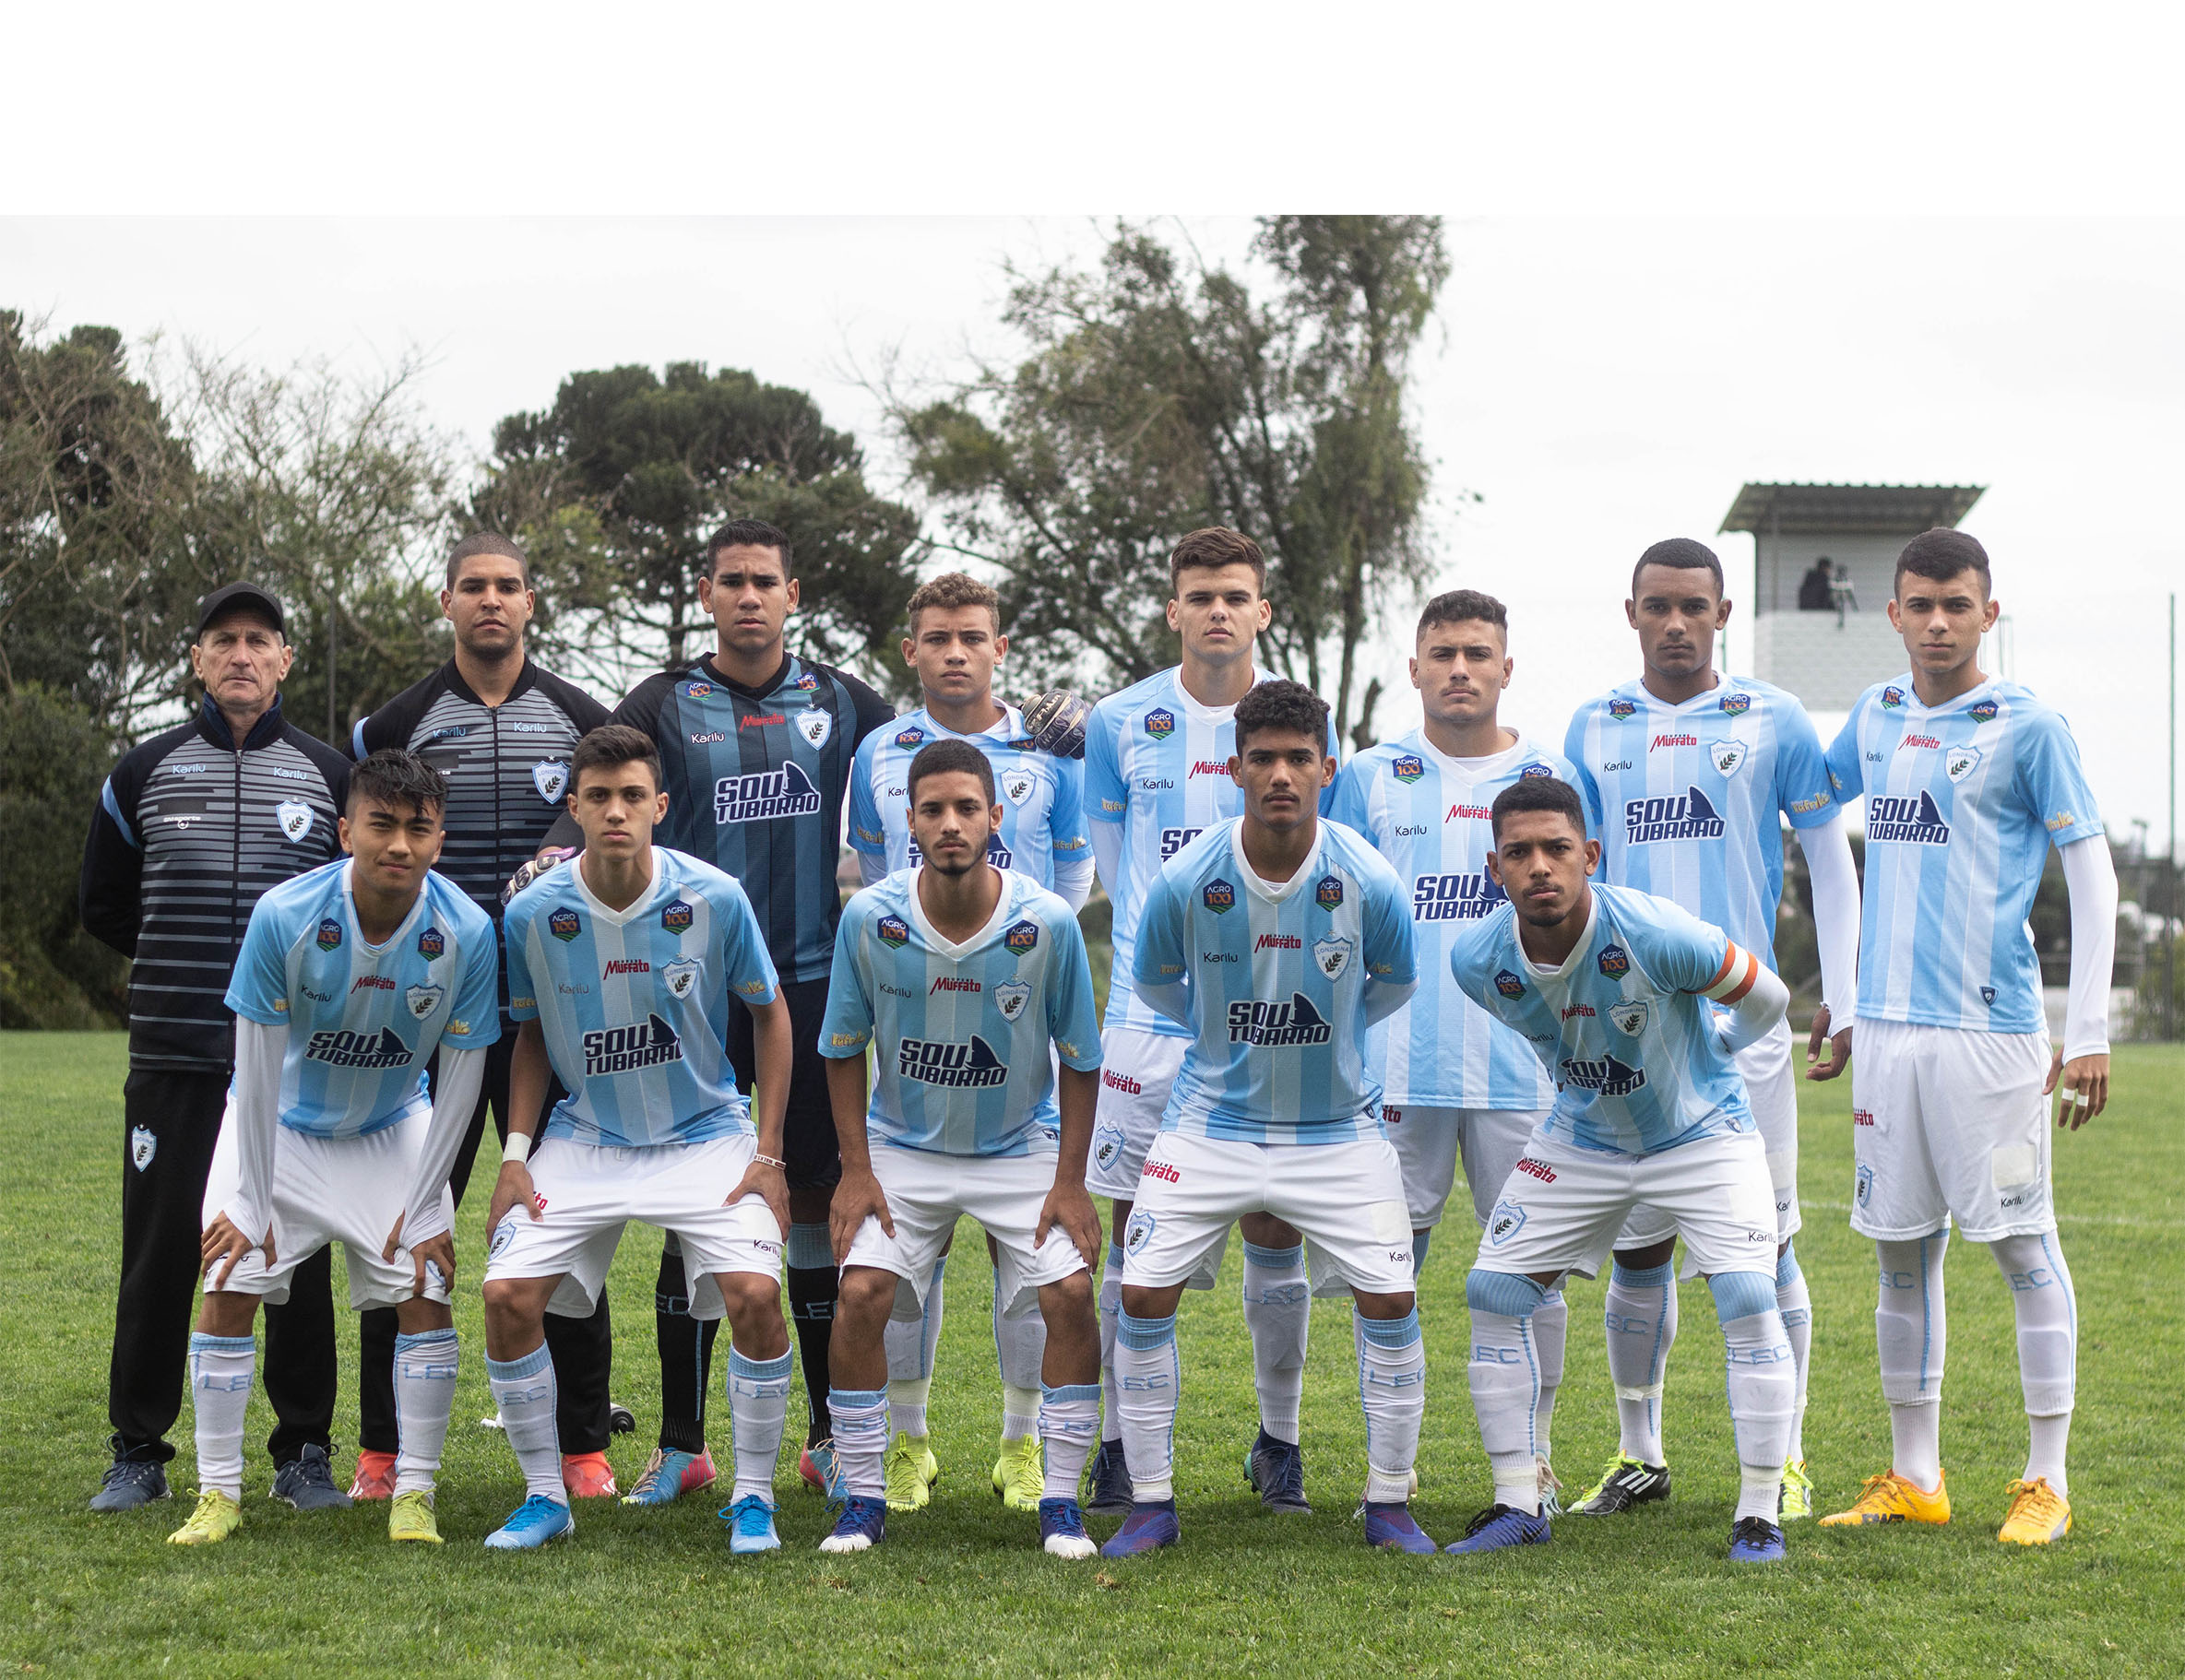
[
  {"xmin": 1121, "ymin": 1132, "xmax": 1415, "ymax": 1299},
  {"xmin": 1848, "ymin": 1019, "xmax": 2056, "ymax": 1242},
  {"xmin": 843, "ymin": 1142, "xmax": 1091, "ymax": 1322},
  {"xmin": 1612, "ymin": 1018, "xmax": 1800, "ymax": 1256},
  {"xmin": 484, "ymin": 1133, "xmax": 783, "ymax": 1319},
  {"xmin": 1087, "ymin": 1025, "xmax": 1189, "ymax": 1199},
  {"xmin": 1475, "ymin": 1128, "xmax": 1780, "ymax": 1283},
  {"xmin": 201, "ymin": 1103, "xmax": 454, "ymax": 1310},
  {"xmin": 1381, "ymin": 1104, "xmax": 1550, "ymax": 1231}
]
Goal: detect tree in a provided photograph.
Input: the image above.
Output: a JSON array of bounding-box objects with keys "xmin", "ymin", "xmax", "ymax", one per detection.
[
  {"xmin": 894, "ymin": 217, "xmax": 1453, "ymax": 741},
  {"xmin": 472, "ymin": 361, "xmax": 922, "ymax": 692}
]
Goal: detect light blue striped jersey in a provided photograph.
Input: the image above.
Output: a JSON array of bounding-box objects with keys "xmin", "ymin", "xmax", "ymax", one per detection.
[
  {"xmin": 1825, "ymin": 675, "xmax": 2101, "ymax": 1035},
  {"xmin": 1329, "ymin": 730, "xmax": 1569, "ymax": 1110},
  {"xmin": 1085, "ymin": 667, "xmax": 1337, "ymax": 1037},
  {"xmin": 1564, "ymin": 674, "xmax": 1836, "ymax": 963},
  {"xmin": 1449, "ymin": 884, "xmax": 1754, "ymax": 1155},
  {"xmin": 1134, "ymin": 819, "xmax": 1416, "ymax": 1144},
  {"xmin": 504, "ymin": 847, "xmax": 779, "ymax": 1148},
  {"xmin": 820, "ymin": 869, "xmax": 1101, "ymax": 1157},
  {"xmin": 848, "ymin": 704, "xmax": 1089, "ymax": 887},
  {"xmin": 225, "ymin": 859, "xmax": 500, "ymax": 1139}
]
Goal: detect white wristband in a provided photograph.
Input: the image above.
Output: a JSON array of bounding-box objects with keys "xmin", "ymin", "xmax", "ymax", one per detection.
[{"xmin": 505, "ymin": 1131, "xmax": 535, "ymax": 1165}]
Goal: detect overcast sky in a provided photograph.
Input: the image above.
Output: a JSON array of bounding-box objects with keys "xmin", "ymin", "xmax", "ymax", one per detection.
[{"xmin": 5, "ymin": 215, "xmax": 2178, "ymax": 839}]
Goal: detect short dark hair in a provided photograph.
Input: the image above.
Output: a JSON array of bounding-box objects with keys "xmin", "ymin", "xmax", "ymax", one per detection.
[
  {"xmin": 1631, "ymin": 537, "xmax": 1724, "ymax": 599},
  {"xmin": 906, "ymin": 571, "xmax": 1002, "ymax": 632},
  {"xmin": 347, "ymin": 750, "xmax": 446, "ymax": 820},
  {"xmin": 1894, "ymin": 527, "xmax": 1990, "ymax": 595},
  {"xmin": 1233, "ymin": 678, "xmax": 1329, "ymax": 752},
  {"xmin": 1169, "ymin": 526, "xmax": 1266, "ymax": 594},
  {"xmin": 571, "ymin": 725, "xmax": 662, "ymax": 794},
  {"xmin": 445, "ymin": 531, "xmax": 530, "ymax": 590},
  {"xmin": 1490, "ymin": 774, "xmax": 1585, "ymax": 841},
  {"xmin": 1418, "ymin": 588, "xmax": 1508, "ymax": 639},
  {"xmin": 907, "ymin": 738, "xmax": 996, "ymax": 806},
  {"xmin": 704, "ymin": 518, "xmax": 793, "ymax": 578}
]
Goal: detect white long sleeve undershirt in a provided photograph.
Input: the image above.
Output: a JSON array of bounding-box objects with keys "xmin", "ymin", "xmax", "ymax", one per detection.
[
  {"xmin": 1799, "ymin": 815, "xmax": 1861, "ymax": 1026},
  {"xmin": 2060, "ymin": 835, "xmax": 2118, "ymax": 1063},
  {"xmin": 227, "ymin": 1019, "xmax": 288, "ymax": 1248},
  {"xmin": 399, "ymin": 1047, "xmax": 487, "ymax": 1247}
]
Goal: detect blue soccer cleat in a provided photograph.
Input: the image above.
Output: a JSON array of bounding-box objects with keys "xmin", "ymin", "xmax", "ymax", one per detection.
[
  {"xmin": 271, "ymin": 1443, "xmax": 353, "ymax": 1511},
  {"xmin": 1039, "ymin": 1497, "xmax": 1098, "ymax": 1559},
  {"xmin": 483, "ymin": 1493, "xmax": 575, "ymax": 1550},
  {"xmin": 1364, "ymin": 1501, "xmax": 1438, "ymax": 1554},
  {"xmin": 1245, "ymin": 1428, "xmax": 1310, "ymax": 1514},
  {"xmin": 1098, "ymin": 1499, "xmax": 1181, "ymax": 1557},
  {"xmin": 623, "ymin": 1446, "xmax": 717, "ymax": 1507},
  {"xmin": 89, "ymin": 1438, "xmax": 171, "ymax": 1512},
  {"xmin": 721, "ymin": 1493, "xmax": 781, "ymax": 1555},
  {"xmin": 1444, "ymin": 1503, "xmax": 1550, "ymax": 1556},
  {"xmin": 1728, "ymin": 1515, "xmax": 1787, "ymax": 1562},
  {"xmin": 818, "ymin": 1495, "xmax": 887, "ymax": 1554},
  {"xmin": 1084, "ymin": 1439, "xmax": 1133, "ymax": 1517}
]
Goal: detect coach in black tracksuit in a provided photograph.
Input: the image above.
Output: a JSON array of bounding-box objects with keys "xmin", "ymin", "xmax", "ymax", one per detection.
[
  {"xmin": 347, "ymin": 533, "xmax": 615, "ymax": 1479},
  {"xmin": 78, "ymin": 583, "xmax": 351, "ymax": 1510}
]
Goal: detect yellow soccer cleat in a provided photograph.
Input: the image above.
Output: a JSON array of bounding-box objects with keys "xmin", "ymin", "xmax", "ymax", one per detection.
[
  {"xmin": 1820, "ymin": 1469, "xmax": 1951, "ymax": 1527},
  {"xmin": 1779, "ymin": 1459, "xmax": 1814, "ymax": 1522},
  {"xmin": 992, "ymin": 1434, "xmax": 1043, "ymax": 1513},
  {"xmin": 168, "ymin": 1488, "xmax": 243, "ymax": 1546},
  {"xmin": 885, "ymin": 1432, "xmax": 938, "ymax": 1512},
  {"xmin": 389, "ymin": 1488, "xmax": 444, "ymax": 1544},
  {"xmin": 1998, "ymin": 1477, "xmax": 2071, "ymax": 1545}
]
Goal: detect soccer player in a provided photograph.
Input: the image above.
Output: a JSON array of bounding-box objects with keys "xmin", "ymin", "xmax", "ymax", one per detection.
[
  {"xmin": 79, "ymin": 581, "xmax": 353, "ymax": 1514},
  {"xmin": 168, "ymin": 750, "xmax": 500, "ymax": 1546},
  {"xmin": 1562, "ymin": 537, "xmax": 1858, "ymax": 1522},
  {"xmin": 349, "ymin": 531, "xmax": 619, "ymax": 1502},
  {"xmin": 532, "ymin": 519, "xmax": 894, "ymax": 1502},
  {"xmin": 483, "ymin": 725, "xmax": 795, "ymax": 1552},
  {"xmin": 1103, "ymin": 679, "xmax": 1434, "ymax": 1558},
  {"xmin": 1819, "ymin": 529, "xmax": 2115, "ymax": 1546},
  {"xmin": 848, "ymin": 572, "xmax": 1092, "ymax": 1513},
  {"xmin": 1081, "ymin": 527, "xmax": 1336, "ymax": 1517},
  {"xmin": 1447, "ymin": 775, "xmax": 1797, "ymax": 1563},
  {"xmin": 1329, "ymin": 588, "xmax": 1573, "ymax": 1511},
  {"xmin": 816, "ymin": 739, "xmax": 1106, "ymax": 1558}
]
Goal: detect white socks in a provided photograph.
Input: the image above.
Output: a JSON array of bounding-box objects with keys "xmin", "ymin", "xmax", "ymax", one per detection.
[
  {"xmin": 1775, "ymin": 1245, "xmax": 1813, "ymax": 1462},
  {"xmin": 1532, "ymin": 1288, "xmax": 1566, "ymax": 1463},
  {"xmin": 1875, "ymin": 1230, "xmax": 1948, "ymax": 1491},
  {"xmin": 1098, "ymin": 1241, "xmax": 1125, "ymax": 1445},
  {"xmin": 187, "ymin": 1331, "xmax": 255, "ymax": 1500},
  {"xmin": 1991, "ymin": 1231, "xmax": 2078, "ymax": 1496},
  {"xmin": 1114, "ymin": 1309, "xmax": 1180, "ymax": 1502},
  {"xmin": 393, "ymin": 1328, "xmax": 458, "ymax": 1496},
  {"xmin": 1465, "ymin": 1271, "xmax": 1548, "ymax": 1514},
  {"xmin": 887, "ymin": 1375, "xmax": 932, "ymax": 1442},
  {"xmin": 994, "ymin": 1283, "xmax": 1046, "ymax": 1442},
  {"xmin": 829, "ymin": 1386, "xmax": 888, "ymax": 1500},
  {"xmin": 1040, "ymin": 1382, "xmax": 1101, "ymax": 1499},
  {"xmin": 488, "ymin": 1343, "xmax": 564, "ymax": 1505},
  {"xmin": 1241, "ymin": 1241, "xmax": 1310, "ymax": 1445},
  {"xmin": 1356, "ymin": 1308, "xmax": 1426, "ymax": 1504},
  {"xmin": 726, "ymin": 1346, "xmax": 792, "ymax": 1503},
  {"xmin": 1712, "ymin": 1272, "xmax": 1794, "ymax": 1524},
  {"xmin": 1604, "ymin": 1259, "xmax": 1677, "ymax": 1465}
]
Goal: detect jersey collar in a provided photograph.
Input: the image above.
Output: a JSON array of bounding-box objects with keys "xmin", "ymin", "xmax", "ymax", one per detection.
[
  {"xmin": 342, "ymin": 859, "xmax": 432, "ymax": 956},
  {"xmin": 1520, "ymin": 889, "xmax": 1598, "ymax": 981},
  {"xmin": 443, "ymin": 656, "xmax": 538, "ymax": 708},
  {"xmin": 906, "ymin": 866, "xmax": 1015, "ymax": 958},
  {"xmin": 1408, "ymin": 727, "xmax": 1530, "ymax": 781},
  {"xmin": 1623, "ymin": 672, "xmax": 1744, "ymax": 716},
  {"xmin": 1231, "ymin": 822, "xmax": 1324, "ymax": 904},
  {"xmin": 571, "ymin": 847, "xmax": 669, "ymax": 927},
  {"xmin": 703, "ymin": 651, "xmax": 797, "ymax": 701}
]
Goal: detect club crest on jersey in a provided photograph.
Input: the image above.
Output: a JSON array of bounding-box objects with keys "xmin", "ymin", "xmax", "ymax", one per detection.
[
  {"xmin": 1392, "ymin": 753, "xmax": 1425, "ymax": 784},
  {"xmin": 1488, "ymin": 1201, "xmax": 1526, "ymax": 1245},
  {"xmin": 1519, "ymin": 762, "xmax": 1554, "ymax": 778},
  {"xmin": 405, "ymin": 984, "xmax": 445, "ymax": 1021},
  {"xmin": 1494, "ymin": 969, "xmax": 1526, "ymax": 999},
  {"xmin": 1944, "ymin": 746, "xmax": 1983, "ymax": 785},
  {"xmin": 1881, "ymin": 685, "xmax": 1906, "ymax": 709},
  {"xmin": 275, "ymin": 799, "xmax": 315, "ymax": 843},
  {"xmin": 1609, "ymin": 1000, "xmax": 1649, "ymax": 1036},
  {"xmin": 531, "ymin": 760, "xmax": 570, "ymax": 803},
  {"xmin": 877, "ymin": 915, "xmax": 910, "ymax": 949},
  {"xmin": 1718, "ymin": 692, "xmax": 1752, "ymax": 716},
  {"xmin": 993, "ymin": 979, "xmax": 1031, "ymax": 1022},
  {"xmin": 316, "ymin": 917, "xmax": 343, "ymax": 952},
  {"xmin": 1143, "ymin": 707, "xmax": 1176, "ymax": 740},
  {"xmin": 1001, "ymin": 768, "xmax": 1036, "ymax": 806},
  {"xmin": 131, "ymin": 1125, "xmax": 156, "ymax": 1171},
  {"xmin": 794, "ymin": 709, "xmax": 833, "ymax": 749},
  {"xmin": 1004, "ymin": 919, "xmax": 1039, "ymax": 953},
  {"xmin": 1314, "ymin": 875, "xmax": 1344, "ymax": 911},
  {"xmin": 894, "ymin": 725, "xmax": 926, "ymax": 749},
  {"xmin": 655, "ymin": 958, "xmax": 698, "ymax": 1000},
  {"xmin": 661, "ymin": 899, "xmax": 693, "ymax": 932},
  {"xmin": 1969, "ymin": 698, "xmax": 1999, "ymax": 723},
  {"xmin": 1708, "ymin": 739, "xmax": 1748, "ymax": 777},
  {"xmin": 1608, "ymin": 697, "xmax": 1637, "ymax": 719},
  {"xmin": 549, "ymin": 906, "xmax": 582, "ymax": 942},
  {"xmin": 1980, "ymin": 986, "xmax": 1997, "ymax": 1005},
  {"xmin": 682, "ymin": 680, "xmax": 714, "ymax": 699},
  {"xmin": 417, "ymin": 927, "xmax": 444, "ymax": 958},
  {"xmin": 1203, "ymin": 878, "xmax": 1236, "ymax": 913},
  {"xmin": 1559, "ymin": 1050, "xmax": 1646, "ymax": 1096},
  {"xmin": 1312, "ymin": 935, "xmax": 1353, "ymax": 980},
  {"xmin": 1597, "ymin": 943, "xmax": 1630, "ymax": 978}
]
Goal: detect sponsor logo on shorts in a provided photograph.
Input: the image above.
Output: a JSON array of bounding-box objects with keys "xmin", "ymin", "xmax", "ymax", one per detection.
[
  {"xmin": 1868, "ymin": 791, "xmax": 1950, "ymax": 846},
  {"xmin": 715, "ymin": 761, "xmax": 823, "ymax": 823},
  {"xmin": 1138, "ymin": 1161, "xmax": 1179, "ymax": 1185},
  {"xmin": 306, "ymin": 1025, "xmax": 413, "ymax": 1069},
  {"xmin": 1414, "ymin": 871, "xmax": 1503, "ymax": 920},
  {"xmin": 604, "ymin": 958, "xmax": 650, "ymax": 975},
  {"xmin": 1597, "ymin": 943, "xmax": 1629, "ymax": 978},
  {"xmin": 1557, "ymin": 1051, "xmax": 1646, "ymax": 1096},
  {"xmin": 1143, "ymin": 708, "xmax": 1175, "ymax": 740},
  {"xmin": 1853, "ymin": 1107, "xmax": 1875, "ymax": 1126},
  {"xmin": 1623, "ymin": 786, "xmax": 1724, "ymax": 844},
  {"xmin": 1203, "ymin": 878, "xmax": 1236, "ymax": 913},
  {"xmin": 661, "ymin": 899, "xmax": 693, "ymax": 932},
  {"xmin": 549, "ymin": 906, "xmax": 581, "ymax": 942},
  {"xmin": 899, "ymin": 1034, "xmax": 1009, "ymax": 1088},
  {"xmin": 1314, "ymin": 875, "xmax": 1344, "ymax": 911},
  {"xmin": 417, "ymin": 927, "xmax": 444, "ymax": 958},
  {"xmin": 1514, "ymin": 1155, "xmax": 1555, "ymax": 1183},
  {"xmin": 1004, "ymin": 919, "xmax": 1039, "ymax": 952},
  {"xmin": 1392, "ymin": 753, "xmax": 1425, "ymax": 784},
  {"xmin": 1102, "ymin": 1068, "xmax": 1143, "ymax": 1095},
  {"xmin": 316, "ymin": 917, "xmax": 343, "ymax": 952},
  {"xmin": 352, "ymin": 974, "xmax": 396, "ymax": 993},
  {"xmin": 1494, "ymin": 969, "xmax": 1526, "ymax": 999},
  {"xmin": 1226, "ymin": 992, "xmax": 1332, "ymax": 1047},
  {"xmin": 584, "ymin": 1013, "xmax": 683, "ymax": 1075}
]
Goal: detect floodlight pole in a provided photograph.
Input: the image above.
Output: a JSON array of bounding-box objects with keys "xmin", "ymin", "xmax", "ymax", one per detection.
[{"xmin": 2168, "ymin": 592, "xmax": 2177, "ymax": 1040}]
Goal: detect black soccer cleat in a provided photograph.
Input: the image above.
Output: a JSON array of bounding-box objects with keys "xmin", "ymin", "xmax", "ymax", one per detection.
[
  {"xmin": 1569, "ymin": 1454, "xmax": 1672, "ymax": 1515},
  {"xmin": 1245, "ymin": 1427, "xmax": 1311, "ymax": 1514}
]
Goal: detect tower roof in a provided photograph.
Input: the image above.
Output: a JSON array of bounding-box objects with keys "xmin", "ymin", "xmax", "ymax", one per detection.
[{"xmin": 1719, "ymin": 482, "xmax": 1984, "ymax": 537}]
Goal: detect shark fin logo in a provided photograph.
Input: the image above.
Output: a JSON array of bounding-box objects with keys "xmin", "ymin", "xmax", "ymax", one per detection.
[
  {"xmin": 1225, "ymin": 991, "xmax": 1334, "ymax": 1047},
  {"xmin": 583, "ymin": 1012, "xmax": 683, "ymax": 1075},
  {"xmin": 1867, "ymin": 790, "xmax": 1951, "ymax": 846},
  {"xmin": 899, "ymin": 1033, "xmax": 1010, "ymax": 1088},
  {"xmin": 1558, "ymin": 1051, "xmax": 1648, "ymax": 1096},
  {"xmin": 1623, "ymin": 785, "xmax": 1725, "ymax": 843}
]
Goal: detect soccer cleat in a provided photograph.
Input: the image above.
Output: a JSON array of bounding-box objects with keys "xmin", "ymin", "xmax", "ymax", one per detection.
[
  {"xmin": 483, "ymin": 1494, "xmax": 575, "ymax": 1550},
  {"xmin": 1039, "ymin": 1497, "xmax": 1097, "ymax": 1559},
  {"xmin": 721, "ymin": 1493, "xmax": 782, "ymax": 1555},
  {"xmin": 168, "ymin": 1487, "xmax": 243, "ymax": 1545},
  {"xmin": 819, "ymin": 1495, "xmax": 887, "ymax": 1553},
  {"xmin": 562, "ymin": 1451, "xmax": 619, "ymax": 1498},
  {"xmin": 1444, "ymin": 1503, "xmax": 1550, "ymax": 1556},
  {"xmin": 1570, "ymin": 1454, "xmax": 1670, "ymax": 1515},
  {"xmin": 1779, "ymin": 1459, "xmax": 1814, "ymax": 1522},
  {"xmin": 1998, "ymin": 1477, "xmax": 2072, "ymax": 1545},
  {"xmin": 1084, "ymin": 1439, "xmax": 1133, "ymax": 1516},
  {"xmin": 271, "ymin": 1443, "xmax": 353, "ymax": 1510},
  {"xmin": 1098, "ymin": 1498, "xmax": 1181, "ymax": 1557},
  {"xmin": 992, "ymin": 1434, "xmax": 1044, "ymax": 1512},
  {"xmin": 1245, "ymin": 1428, "xmax": 1310, "ymax": 1513},
  {"xmin": 349, "ymin": 1449, "xmax": 398, "ymax": 1502},
  {"xmin": 89, "ymin": 1444, "xmax": 170, "ymax": 1512},
  {"xmin": 1819, "ymin": 1469, "xmax": 1951, "ymax": 1528},
  {"xmin": 1729, "ymin": 1516, "xmax": 1787, "ymax": 1561},
  {"xmin": 799, "ymin": 1439, "xmax": 846, "ymax": 1499},
  {"xmin": 1538, "ymin": 1456, "xmax": 1565, "ymax": 1519},
  {"xmin": 388, "ymin": 1488, "xmax": 443, "ymax": 1544},
  {"xmin": 1363, "ymin": 1501, "xmax": 1438, "ymax": 1554},
  {"xmin": 623, "ymin": 1447, "xmax": 717, "ymax": 1507},
  {"xmin": 884, "ymin": 1432, "xmax": 938, "ymax": 1512}
]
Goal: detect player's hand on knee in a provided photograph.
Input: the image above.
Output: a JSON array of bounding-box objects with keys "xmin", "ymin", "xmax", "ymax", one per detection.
[
  {"xmin": 487, "ymin": 1161, "xmax": 542, "ymax": 1235},
  {"xmin": 201, "ymin": 1212, "xmax": 265, "ymax": 1289},
  {"xmin": 1037, "ymin": 1182, "xmax": 1103, "ymax": 1270},
  {"xmin": 725, "ymin": 1155, "xmax": 790, "ymax": 1237},
  {"xmin": 829, "ymin": 1169, "xmax": 892, "ymax": 1262},
  {"xmin": 1804, "ymin": 1005, "xmax": 1852, "ymax": 1081},
  {"xmin": 410, "ymin": 1229, "xmax": 457, "ymax": 1295},
  {"xmin": 2048, "ymin": 1051, "xmax": 2109, "ymax": 1130}
]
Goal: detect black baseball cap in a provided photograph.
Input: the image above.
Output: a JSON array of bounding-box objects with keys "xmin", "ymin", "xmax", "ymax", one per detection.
[{"xmin": 196, "ymin": 582, "xmax": 286, "ymax": 638}]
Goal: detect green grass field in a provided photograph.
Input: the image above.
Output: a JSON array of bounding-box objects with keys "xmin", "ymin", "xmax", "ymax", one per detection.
[{"xmin": 4, "ymin": 1035, "xmax": 2180, "ymax": 1677}]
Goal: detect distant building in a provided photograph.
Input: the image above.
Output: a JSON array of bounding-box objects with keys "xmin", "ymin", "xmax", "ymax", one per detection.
[{"xmin": 1720, "ymin": 481, "xmax": 1984, "ymax": 711}]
